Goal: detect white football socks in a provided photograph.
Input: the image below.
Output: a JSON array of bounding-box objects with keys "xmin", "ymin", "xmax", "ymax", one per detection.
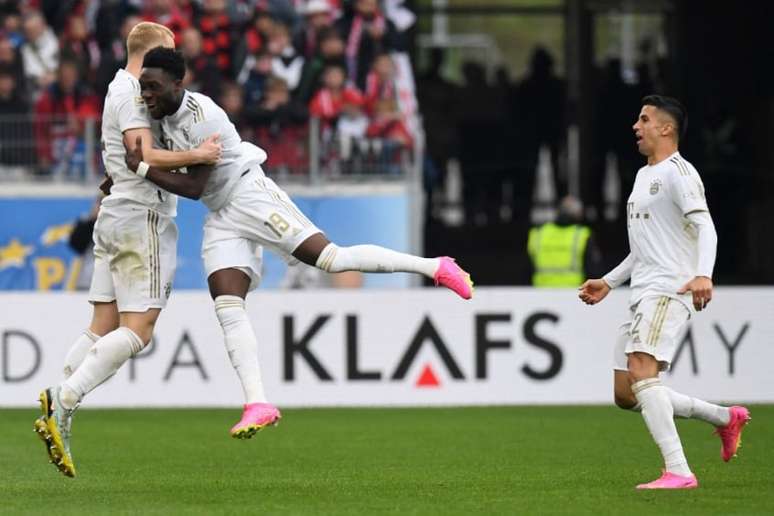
[
  {"xmin": 215, "ymin": 295, "xmax": 267, "ymax": 405},
  {"xmin": 63, "ymin": 330, "xmax": 99, "ymax": 379},
  {"xmin": 665, "ymin": 388, "xmax": 731, "ymax": 426},
  {"xmin": 315, "ymin": 243, "xmax": 439, "ymax": 278},
  {"xmin": 632, "ymin": 378, "xmax": 693, "ymax": 477},
  {"xmin": 60, "ymin": 327, "xmax": 144, "ymax": 410},
  {"xmin": 627, "ymin": 386, "xmax": 731, "ymax": 427}
]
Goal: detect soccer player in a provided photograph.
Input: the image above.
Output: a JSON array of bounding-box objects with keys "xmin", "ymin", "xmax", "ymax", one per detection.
[
  {"xmin": 579, "ymin": 95, "xmax": 750, "ymax": 490},
  {"xmin": 124, "ymin": 47, "xmax": 473, "ymax": 438},
  {"xmin": 34, "ymin": 23, "xmax": 222, "ymax": 478}
]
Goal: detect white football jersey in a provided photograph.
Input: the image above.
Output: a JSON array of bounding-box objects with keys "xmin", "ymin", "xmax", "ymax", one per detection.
[
  {"xmin": 625, "ymin": 152, "xmax": 710, "ymax": 309},
  {"xmin": 100, "ymin": 69, "xmax": 177, "ymax": 216},
  {"xmin": 159, "ymin": 91, "xmax": 265, "ymax": 211}
]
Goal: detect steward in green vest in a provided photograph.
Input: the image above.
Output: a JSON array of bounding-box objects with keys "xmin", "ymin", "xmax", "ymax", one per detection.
[{"xmin": 527, "ymin": 196, "xmax": 599, "ymax": 287}]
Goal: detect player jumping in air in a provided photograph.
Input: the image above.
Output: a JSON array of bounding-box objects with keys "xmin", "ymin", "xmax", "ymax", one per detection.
[
  {"xmin": 122, "ymin": 47, "xmax": 473, "ymax": 435},
  {"xmin": 579, "ymin": 95, "xmax": 750, "ymax": 490},
  {"xmin": 34, "ymin": 23, "xmax": 222, "ymax": 478}
]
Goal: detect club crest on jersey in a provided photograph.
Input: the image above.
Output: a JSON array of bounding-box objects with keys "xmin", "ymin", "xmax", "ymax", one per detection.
[{"xmin": 650, "ymin": 179, "xmax": 662, "ymax": 195}]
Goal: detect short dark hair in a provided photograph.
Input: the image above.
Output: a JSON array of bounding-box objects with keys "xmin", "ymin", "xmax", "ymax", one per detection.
[
  {"xmin": 143, "ymin": 46, "xmax": 185, "ymax": 81},
  {"xmin": 642, "ymin": 94, "xmax": 687, "ymax": 140}
]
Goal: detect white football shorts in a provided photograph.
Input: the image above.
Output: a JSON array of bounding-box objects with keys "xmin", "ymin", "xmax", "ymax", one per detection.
[
  {"xmin": 202, "ymin": 169, "xmax": 321, "ymax": 291},
  {"xmin": 89, "ymin": 203, "xmax": 178, "ymax": 312},
  {"xmin": 613, "ymin": 295, "xmax": 690, "ymax": 372}
]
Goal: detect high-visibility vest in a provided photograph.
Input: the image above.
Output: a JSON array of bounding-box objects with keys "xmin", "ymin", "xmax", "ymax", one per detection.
[{"xmin": 527, "ymin": 222, "xmax": 591, "ymax": 287}]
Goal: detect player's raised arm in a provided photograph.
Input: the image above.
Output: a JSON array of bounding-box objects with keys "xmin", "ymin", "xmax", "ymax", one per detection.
[
  {"xmin": 125, "ymin": 136, "xmax": 213, "ymax": 200},
  {"xmin": 579, "ymin": 253, "xmax": 634, "ymax": 305},
  {"xmin": 122, "ymin": 127, "xmax": 221, "ymax": 169}
]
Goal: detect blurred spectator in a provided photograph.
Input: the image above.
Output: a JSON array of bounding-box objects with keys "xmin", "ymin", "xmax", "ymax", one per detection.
[
  {"xmin": 268, "ymin": 22, "xmax": 304, "ymax": 91},
  {"xmin": 233, "ymin": 8, "xmax": 273, "ymax": 84},
  {"xmin": 180, "ymin": 27, "xmax": 220, "ymax": 97},
  {"xmin": 21, "ymin": 10, "xmax": 59, "ymax": 98},
  {"xmin": 527, "ymin": 196, "xmax": 601, "ymax": 287},
  {"xmin": 293, "ymin": 0, "xmax": 333, "ymax": 59},
  {"xmin": 0, "ymin": 65, "xmax": 33, "ymax": 167},
  {"xmin": 34, "ymin": 58, "xmax": 99, "ymax": 178},
  {"xmin": 336, "ymin": 90, "xmax": 368, "ymax": 163},
  {"xmin": 95, "ymin": 13, "xmax": 141, "ymax": 98},
  {"xmin": 416, "ymin": 47, "xmax": 457, "ymax": 221},
  {"xmin": 68, "ymin": 194, "xmax": 102, "ymax": 290},
  {"xmin": 219, "ymin": 80, "xmax": 247, "ymax": 133},
  {"xmin": 196, "ymin": 0, "xmax": 237, "ymax": 77},
  {"xmin": 457, "ymin": 61, "xmax": 502, "ymax": 224},
  {"xmin": 142, "ymin": 0, "xmax": 191, "ymax": 45},
  {"xmin": 515, "ymin": 47, "xmax": 566, "ymax": 214},
  {"xmin": 366, "ymin": 98, "xmax": 411, "ymax": 147},
  {"xmin": 0, "ymin": 36, "xmax": 25, "ymax": 94},
  {"xmin": 335, "ymin": 0, "xmax": 397, "ymax": 90},
  {"xmin": 589, "ymin": 58, "xmax": 641, "ymax": 222},
  {"xmin": 239, "ymin": 50, "xmax": 274, "ymax": 105},
  {"xmin": 2, "ymin": 9, "xmax": 23, "ymax": 47},
  {"xmin": 309, "ymin": 63, "xmax": 363, "ymax": 127},
  {"xmin": 364, "ymin": 52, "xmax": 415, "ymax": 126},
  {"xmin": 245, "ymin": 76, "xmax": 308, "ymax": 173},
  {"xmin": 295, "ymin": 26, "xmax": 345, "ymax": 103},
  {"xmin": 60, "ymin": 14, "xmax": 100, "ymax": 84}
]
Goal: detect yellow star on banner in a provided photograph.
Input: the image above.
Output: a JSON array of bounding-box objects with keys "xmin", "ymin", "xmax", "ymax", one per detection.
[
  {"xmin": 41, "ymin": 223, "xmax": 74, "ymax": 246},
  {"xmin": 0, "ymin": 238, "xmax": 34, "ymax": 270}
]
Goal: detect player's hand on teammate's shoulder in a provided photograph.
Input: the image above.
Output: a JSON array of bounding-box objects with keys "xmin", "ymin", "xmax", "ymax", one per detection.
[
  {"xmin": 124, "ymin": 136, "xmax": 144, "ymax": 172},
  {"xmin": 578, "ymin": 278, "xmax": 611, "ymax": 305},
  {"xmin": 193, "ymin": 134, "xmax": 222, "ymax": 165},
  {"xmin": 677, "ymin": 276, "xmax": 713, "ymax": 311}
]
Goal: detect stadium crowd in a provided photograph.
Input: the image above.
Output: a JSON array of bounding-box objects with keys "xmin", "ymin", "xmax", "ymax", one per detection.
[{"xmin": 0, "ymin": 0, "xmax": 418, "ymax": 176}]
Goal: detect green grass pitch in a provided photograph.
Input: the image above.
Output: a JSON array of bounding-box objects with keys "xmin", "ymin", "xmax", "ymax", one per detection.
[{"xmin": 1, "ymin": 406, "xmax": 772, "ymax": 515}]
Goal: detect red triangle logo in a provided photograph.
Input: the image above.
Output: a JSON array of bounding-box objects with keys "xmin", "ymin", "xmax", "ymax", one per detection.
[{"xmin": 416, "ymin": 363, "xmax": 440, "ymax": 388}]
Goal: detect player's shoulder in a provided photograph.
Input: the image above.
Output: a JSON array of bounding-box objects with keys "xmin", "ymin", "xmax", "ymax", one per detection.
[
  {"xmin": 106, "ymin": 70, "xmax": 141, "ymax": 103},
  {"xmin": 186, "ymin": 91, "xmax": 222, "ymax": 119},
  {"xmin": 665, "ymin": 153, "xmax": 700, "ymax": 179}
]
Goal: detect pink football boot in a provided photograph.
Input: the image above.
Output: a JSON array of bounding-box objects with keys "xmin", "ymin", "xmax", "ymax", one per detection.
[
  {"xmin": 636, "ymin": 471, "xmax": 698, "ymax": 490},
  {"xmin": 230, "ymin": 403, "xmax": 281, "ymax": 439},
  {"xmin": 715, "ymin": 406, "xmax": 751, "ymax": 462},
  {"xmin": 434, "ymin": 257, "xmax": 474, "ymax": 299}
]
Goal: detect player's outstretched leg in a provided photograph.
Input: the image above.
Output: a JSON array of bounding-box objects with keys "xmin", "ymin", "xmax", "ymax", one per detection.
[
  {"xmin": 296, "ymin": 234, "xmax": 474, "ymax": 299},
  {"xmin": 37, "ymin": 387, "xmax": 77, "ymax": 477}
]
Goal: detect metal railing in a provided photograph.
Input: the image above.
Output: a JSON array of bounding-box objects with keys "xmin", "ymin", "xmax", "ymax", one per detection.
[{"xmin": 0, "ymin": 115, "xmax": 422, "ymax": 185}]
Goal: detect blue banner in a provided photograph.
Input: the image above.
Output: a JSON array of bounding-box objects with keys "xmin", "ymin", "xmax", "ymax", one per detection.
[{"xmin": 0, "ymin": 193, "xmax": 410, "ymax": 291}]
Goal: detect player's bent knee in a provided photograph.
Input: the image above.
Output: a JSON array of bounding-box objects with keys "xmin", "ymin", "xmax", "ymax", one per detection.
[
  {"xmin": 614, "ymin": 393, "xmax": 638, "ymax": 410},
  {"xmin": 120, "ymin": 309, "xmax": 161, "ymax": 346},
  {"xmin": 626, "ymin": 352, "xmax": 659, "ymax": 382}
]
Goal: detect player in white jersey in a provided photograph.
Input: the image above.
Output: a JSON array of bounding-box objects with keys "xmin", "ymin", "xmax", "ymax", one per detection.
[
  {"xmin": 579, "ymin": 95, "xmax": 750, "ymax": 490},
  {"xmin": 34, "ymin": 23, "xmax": 222, "ymax": 478},
  {"xmin": 123, "ymin": 47, "xmax": 474, "ymax": 437}
]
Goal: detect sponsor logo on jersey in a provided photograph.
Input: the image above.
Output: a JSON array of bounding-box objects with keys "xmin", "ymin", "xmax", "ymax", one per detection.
[
  {"xmin": 650, "ymin": 179, "xmax": 662, "ymax": 195},
  {"xmin": 164, "ymin": 282, "xmax": 172, "ymax": 299},
  {"xmin": 134, "ymin": 96, "xmax": 144, "ymax": 105}
]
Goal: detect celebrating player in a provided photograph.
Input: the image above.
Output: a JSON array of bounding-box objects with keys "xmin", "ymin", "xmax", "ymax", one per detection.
[
  {"xmin": 578, "ymin": 95, "xmax": 750, "ymax": 490},
  {"xmin": 123, "ymin": 47, "xmax": 473, "ymax": 439},
  {"xmin": 34, "ymin": 23, "xmax": 222, "ymax": 478}
]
